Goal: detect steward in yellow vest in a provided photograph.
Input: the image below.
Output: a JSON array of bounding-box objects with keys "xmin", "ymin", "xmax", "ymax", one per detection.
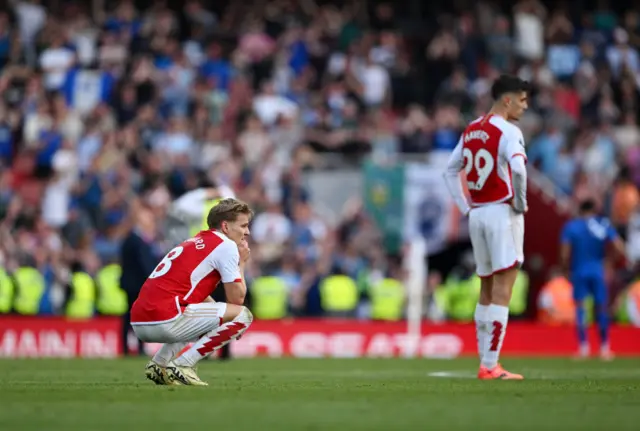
[
  {"xmin": 320, "ymin": 273, "xmax": 359, "ymax": 317},
  {"xmin": 444, "ymin": 273, "xmax": 480, "ymax": 322},
  {"xmin": 96, "ymin": 263, "xmax": 129, "ymax": 315},
  {"xmin": 369, "ymin": 277, "xmax": 405, "ymax": 321},
  {"xmin": 13, "ymin": 266, "xmax": 45, "ymax": 315},
  {"xmin": 443, "ymin": 253, "xmax": 480, "ymax": 322},
  {"xmin": 66, "ymin": 271, "xmax": 96, "ymax": 319},
  {"xmin": 251, "ymin": 275, "xmax": 289, "ymax": 319}
]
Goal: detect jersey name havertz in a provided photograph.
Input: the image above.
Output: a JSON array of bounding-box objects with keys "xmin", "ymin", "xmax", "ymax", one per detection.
[{"xmin": 463, "ymin": 130, "xmax": 490, "ymax": 143}]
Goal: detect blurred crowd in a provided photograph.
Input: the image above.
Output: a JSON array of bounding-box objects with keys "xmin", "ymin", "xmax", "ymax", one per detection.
[{"xmin": 0, "ymin": 0, "xmax": 638, "ymax": 318}]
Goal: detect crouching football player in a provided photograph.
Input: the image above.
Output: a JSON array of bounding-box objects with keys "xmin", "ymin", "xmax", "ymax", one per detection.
[{"xmin": 130, "ymin": 199, "xmax": 254, "ymax": 385}]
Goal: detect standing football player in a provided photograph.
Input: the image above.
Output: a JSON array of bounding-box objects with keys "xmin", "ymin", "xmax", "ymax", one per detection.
[
  {"xmin": 131, "ymin": 198, "xmax": 253, "ymax": 386},
  {"xmin": 443, "ymin": 75, "xmax": 530, "ymax": 380},
  {"xmin": 560, "ymin": 198, "xmax": 628, "ymax": 360}
]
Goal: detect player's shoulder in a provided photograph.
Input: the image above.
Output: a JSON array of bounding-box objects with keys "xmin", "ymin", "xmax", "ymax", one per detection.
[
  {"xmin": 186, "ymin": 231, "xmax": 239, "ymax": 266},
  {"xmin": 207, "ymin": 231, "xmax": 239, "ymax": 256},
  {"xmin": 490, "ymin": 116, "xmax": 523, "ymax": 138},
  {"xmin": 466, "ymin": 115, "xmax": 522, "ymax": 138}
]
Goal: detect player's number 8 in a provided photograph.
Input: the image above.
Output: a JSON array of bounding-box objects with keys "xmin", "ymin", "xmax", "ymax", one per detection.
[
  {"xmin": 463, "ymin": 148, "xmax": 494, "ymax": 191},
  {"xmin": 149, "ymin": 246, "xmax": 184, "ymax": 279}
]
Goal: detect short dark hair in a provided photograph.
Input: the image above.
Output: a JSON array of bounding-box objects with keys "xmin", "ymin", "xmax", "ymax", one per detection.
[
  {"xmin": 579, "ymin": 198, "xmax": 597, "ymax": 214},
  {"xmin": 491, "ymin": 75, "xmax": 531, "ymax": 100},
  {"xmin": 206, "ymin": 198, "xmax": 253, "ymax": 229}
]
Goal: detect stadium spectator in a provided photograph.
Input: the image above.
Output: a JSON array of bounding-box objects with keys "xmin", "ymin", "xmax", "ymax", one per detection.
[{"xmin": 119, "ymin": 205, "xmax": 159, "ymax": 355}]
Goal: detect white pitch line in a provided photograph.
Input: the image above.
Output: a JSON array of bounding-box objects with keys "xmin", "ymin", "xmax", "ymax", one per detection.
[{"xmin": 427, "ymin": 371, "xmax": 477, "ymax": 379}]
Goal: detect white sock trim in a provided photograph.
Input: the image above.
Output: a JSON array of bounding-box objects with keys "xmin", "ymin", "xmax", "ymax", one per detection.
[{"xmin": 481, "ymin": 304, "xmax": 509, "ymax": 369}]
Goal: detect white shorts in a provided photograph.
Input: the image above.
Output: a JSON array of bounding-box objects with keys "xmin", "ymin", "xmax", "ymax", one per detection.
[
  {"xmin": 468, "ymin": 203, "xmax": 524, "ymax": 278},
  {"xmin": 132, "ymin": 302, "xmax": 227, "ymax": 344}
]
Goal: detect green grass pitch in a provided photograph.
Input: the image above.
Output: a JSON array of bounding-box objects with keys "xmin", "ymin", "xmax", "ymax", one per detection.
[{"xmin": 1, "ymin": 358, "xmax": 639, "ymax": 430}]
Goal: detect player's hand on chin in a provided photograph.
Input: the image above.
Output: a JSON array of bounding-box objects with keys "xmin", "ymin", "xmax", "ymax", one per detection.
[{"xmin": 238, "ymin": 239, "xmax": 251, "ymax": 263}]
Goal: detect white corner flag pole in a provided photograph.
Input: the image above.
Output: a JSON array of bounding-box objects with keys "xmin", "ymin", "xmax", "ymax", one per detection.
[{"xmin": 404, "ymin": 236, "xmax": 427, "ymax": 358}]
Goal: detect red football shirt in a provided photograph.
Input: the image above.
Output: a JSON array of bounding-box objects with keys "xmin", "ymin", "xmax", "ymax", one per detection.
[
  {"xmin": 459, "ymin": 114, "xmax": 527, "ymax": 206},
  {"xmin": 130, "ymin": 230, "xmax": 241, "ymax": 324}
]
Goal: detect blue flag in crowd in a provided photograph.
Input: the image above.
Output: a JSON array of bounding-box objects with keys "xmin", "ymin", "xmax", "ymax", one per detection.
[{"xmin": 62, "ymin": 68, "xmax": 115, "ymax": 114}]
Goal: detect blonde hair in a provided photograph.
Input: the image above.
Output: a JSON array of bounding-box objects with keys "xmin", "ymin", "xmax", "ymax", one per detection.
[{"xmin": 206, "ymin": 198, "xmax": 253, "ymax": 230}]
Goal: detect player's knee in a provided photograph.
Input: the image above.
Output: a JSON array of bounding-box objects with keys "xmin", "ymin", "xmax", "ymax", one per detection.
[
  {"xmin": 222, "ymin": 304, "xmax": 253, "ymax": 325},
  {"xmin": 222, "ymin": 303, "xmax": 242, "ymax": 322},
  {"xmin": 240, "ymin": 306, "xmax": 253, "ymax": 325}
]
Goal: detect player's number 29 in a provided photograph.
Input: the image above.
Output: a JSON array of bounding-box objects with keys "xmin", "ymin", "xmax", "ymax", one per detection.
[
  {"xmin": 463, "ymin": 148, "xmax": 494, "ymax": 191},
  {"xmin": 149, "ymin": 246, "xmax": 184, "ymax": 279}
]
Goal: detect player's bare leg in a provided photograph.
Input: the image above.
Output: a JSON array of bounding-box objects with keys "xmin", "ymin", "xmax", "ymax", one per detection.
[
  {"xmin": 167, "ymin": 304, "xmax": 253, "ymax": 386},
  {"xmin": 145, "ymin": 342, "xmax": 189, "ymax": 385},
  {"xmin": 474, "ymin": 277, "xmax": 493, "ymax": 362},
  {"xmin": 478, "ymin": 267, "xmax": 523, "ymax": 380}
]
